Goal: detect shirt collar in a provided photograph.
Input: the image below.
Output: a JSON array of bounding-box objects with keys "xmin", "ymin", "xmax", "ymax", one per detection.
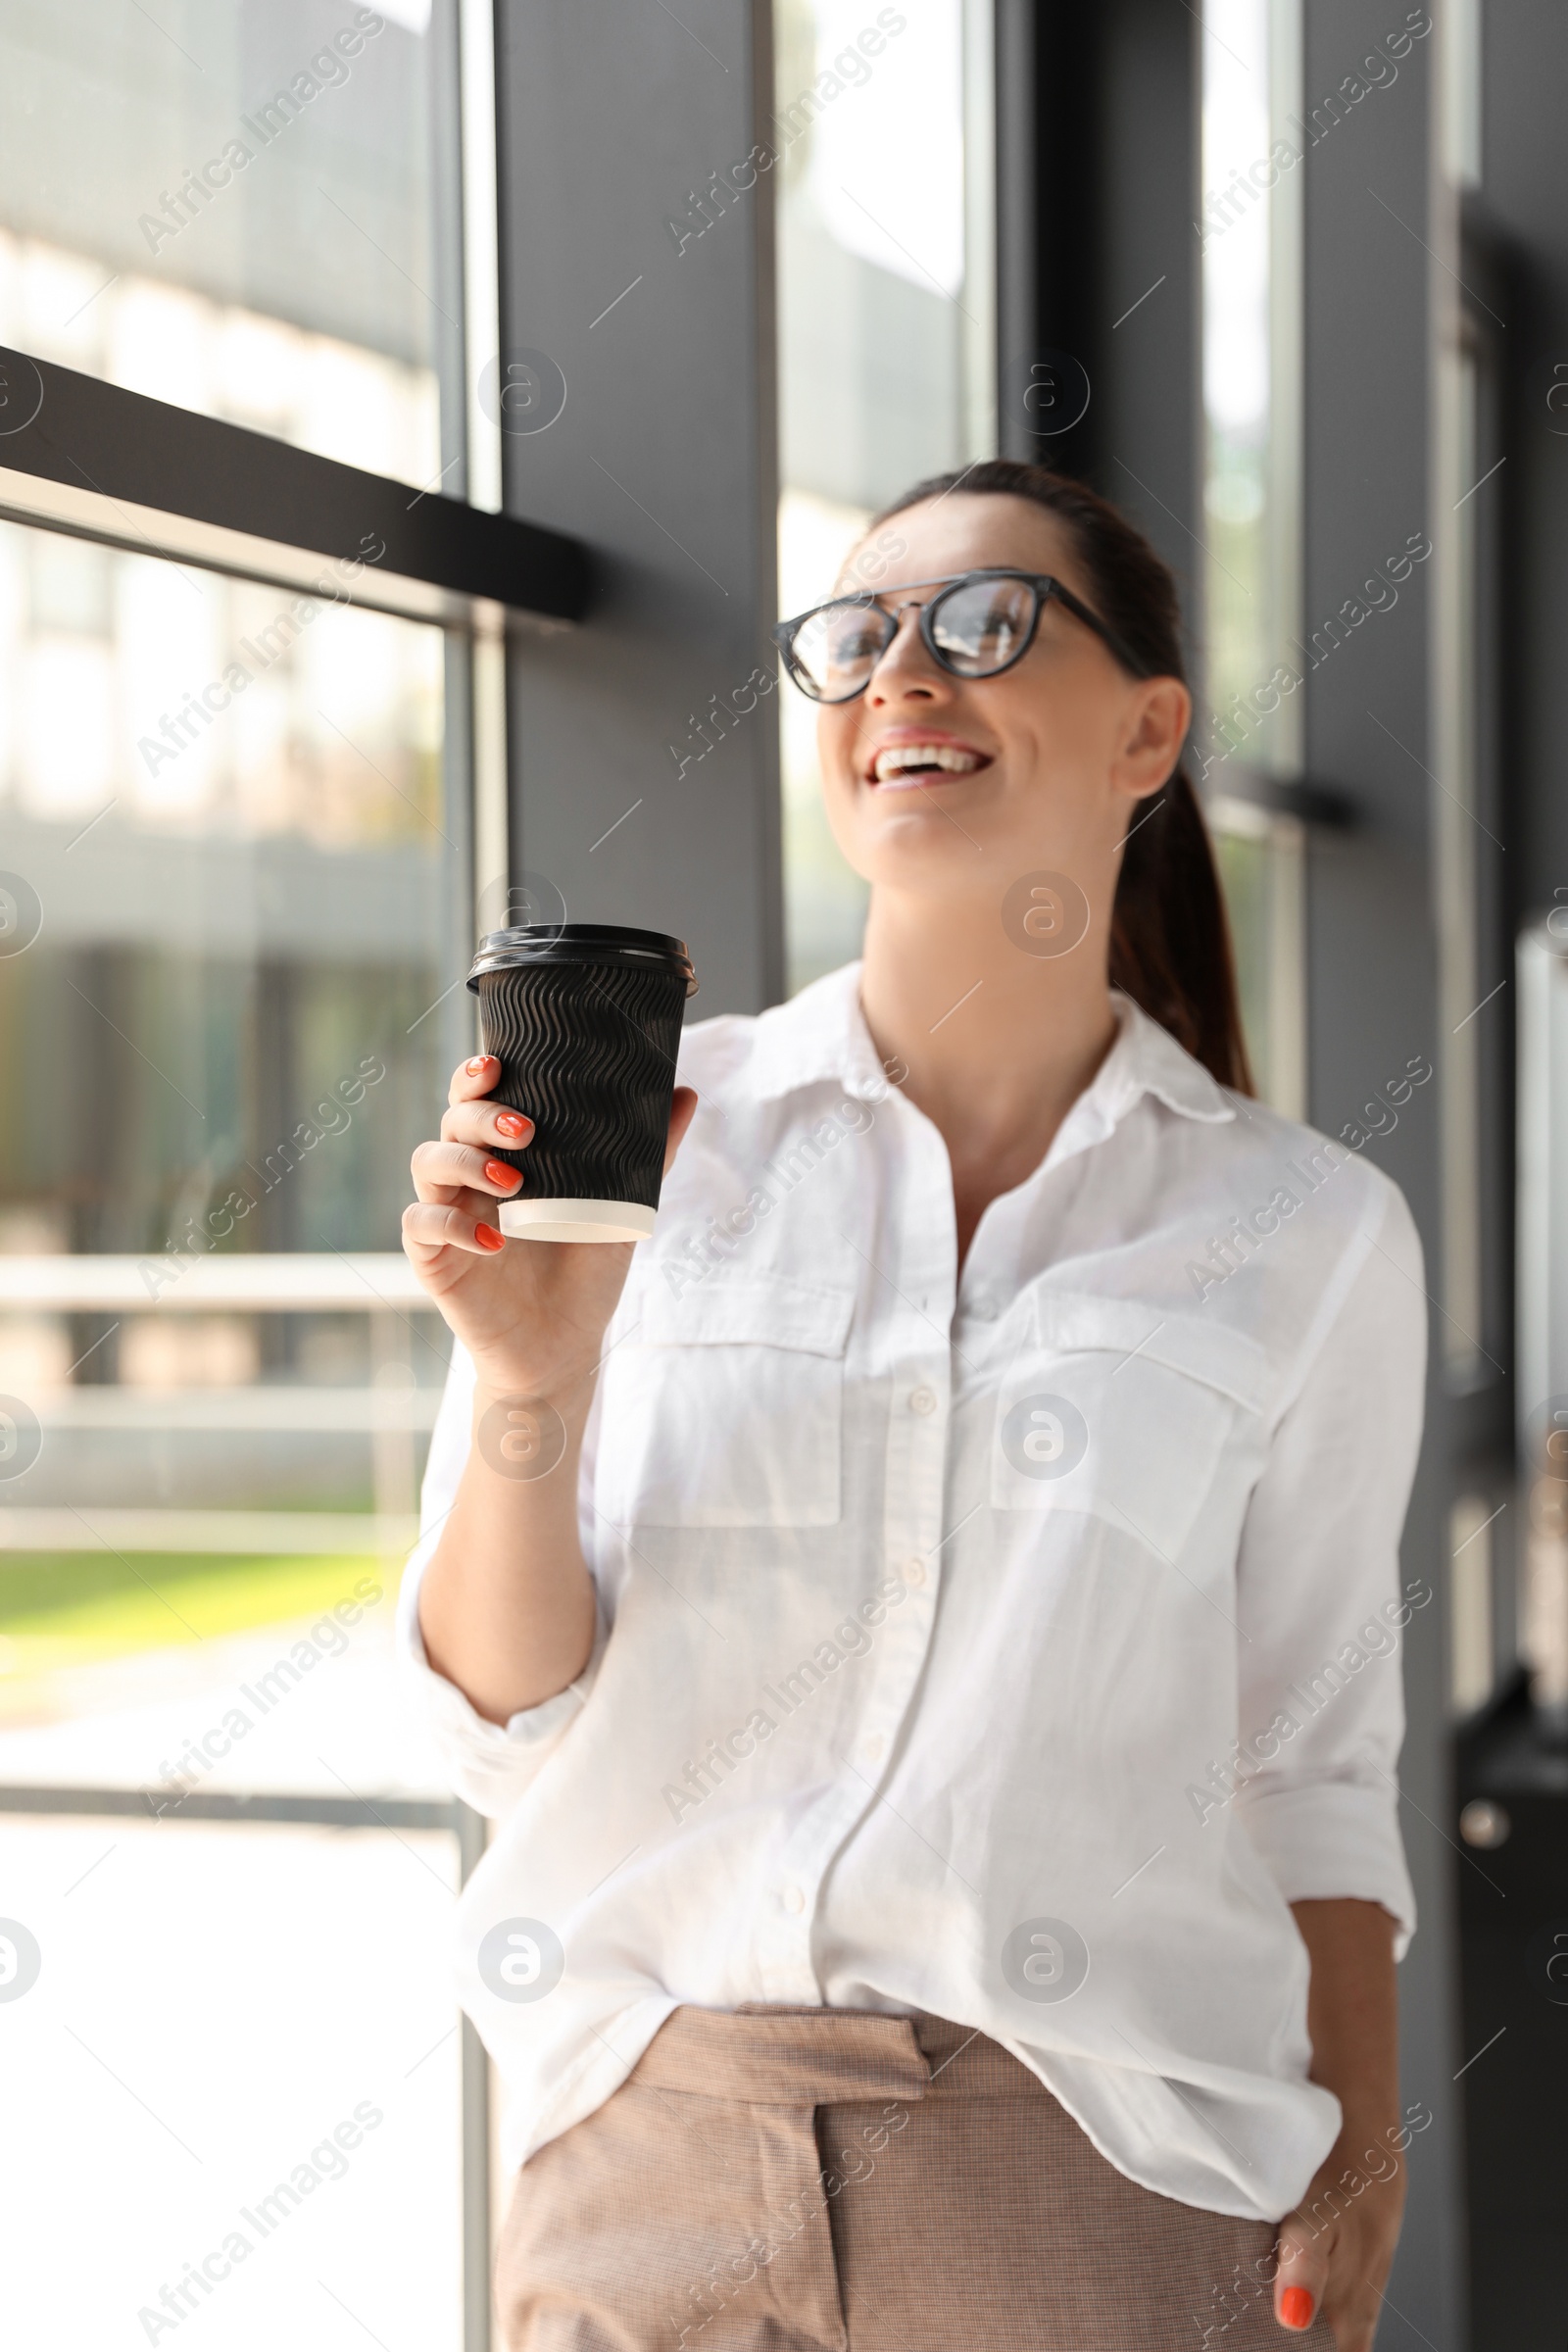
[
  {"xmin": 749, "ymin": 961, "xmax": 1237, "ymax": 1139},
  {"xmin": 749, "ymin": 961, "xmax": 891, "ymax": 1102}
]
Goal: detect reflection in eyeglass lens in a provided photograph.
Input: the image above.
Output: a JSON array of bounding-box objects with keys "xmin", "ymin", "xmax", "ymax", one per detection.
[
  {"xmin": 928, "ymin": 577, "xmax": 1035, "ymax": 673},
  {"xmin": 790, "ymin": 575, "xmax": 1046, "ymax": 697},
  {"xmin": 792, "ymin": 600, "xmax": 895, "ymax": 697}
]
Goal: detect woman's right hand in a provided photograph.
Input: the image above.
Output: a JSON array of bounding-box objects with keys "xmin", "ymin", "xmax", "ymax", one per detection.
[{"xmin": 403, "ymin": 1053, "xmax": 697, "ymax": 1408}]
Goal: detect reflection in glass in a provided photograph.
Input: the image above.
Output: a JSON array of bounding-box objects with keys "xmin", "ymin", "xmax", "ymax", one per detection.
[
  {"xmin": 1200, "ymin": 0, "xmax": 1306, "ymax": 1115},
  {"xmin": 1199, "ymin": 0, "xmax": 1301, "ymax": 768},
  {"xmin": 0, "ymin": 516, "xmax": 463, "ymax": 1777},
  {"xmin": 775, "ymin": 0, "xmax": 996, "ymax": 995},
  {"xmin": 0, "ymin": 0, "xmax": 454, "ymax": 488},
  {"xmin": 1210, "ymin": 807, "xmax": 1305, "ymax": 1117}
]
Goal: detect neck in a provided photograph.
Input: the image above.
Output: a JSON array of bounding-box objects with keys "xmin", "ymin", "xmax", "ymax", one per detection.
[{"xmin": 858, "ymin": 888, "xmax": 1120, "ymax": 1243}]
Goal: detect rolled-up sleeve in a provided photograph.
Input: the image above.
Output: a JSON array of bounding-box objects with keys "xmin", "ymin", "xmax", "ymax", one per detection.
[
  {"xmin": 1231, "ymin": 1171, "xmax": 1427, "ymax": 1957},
  {"xmin": 395, "ymin": 1339, "xmax": 609, "ymax": 1818}
]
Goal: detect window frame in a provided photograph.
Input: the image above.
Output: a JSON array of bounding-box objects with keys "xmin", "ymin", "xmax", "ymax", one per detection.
[{"xmin": 0, "ymin": 347, "xmax": 590, "ymax": 628}]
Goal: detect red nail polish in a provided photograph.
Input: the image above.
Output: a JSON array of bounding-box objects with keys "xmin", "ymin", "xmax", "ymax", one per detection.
[
  {"xmin": 484, "ymin": 1158, "xmax": 520, "ymax": 1188},
  {"xmin": 1279, "ymin": 2285, "xmax": 1314, "ymax": 2329},
  {"xmin": 495, "ymin": 1111, "xmax": 529, "ymax": 1138},
  {"xmin": 474, "ymin": 1222, "xmax": 506, "ymax": 1251},
  {"xmin": 465, "ymin": 1055, "xmax": 492, "ymax": 1076}
]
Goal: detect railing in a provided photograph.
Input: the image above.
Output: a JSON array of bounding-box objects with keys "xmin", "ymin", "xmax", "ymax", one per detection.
[
  {"xmin": 0, "ymin": 1252, "xmax": 428, "ymax": 1310},
  {"xmin": 0, "ymin": 1253, "xmax": 445, "ymax": 1553}
]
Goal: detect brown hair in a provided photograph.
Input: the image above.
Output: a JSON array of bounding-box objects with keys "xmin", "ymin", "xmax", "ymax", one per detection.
[{"xmin": 868, "ymin": 459, "xmax": 1254, "ymax": 1095}]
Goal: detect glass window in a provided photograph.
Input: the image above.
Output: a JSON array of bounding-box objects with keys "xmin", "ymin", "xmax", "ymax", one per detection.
[
  {"xmin": 774, "ymin": 0, "xmax": 996, "ymax": 996},
  {"xmin": 1, "ymin": 1815, "xmax": 465, "ymax": 2351},
  {"xmin": 1210, "ymin": 807, "xmax": 1305, "ymax": 1114},
  {"xmin": 0, "ymin": 0, "xmax": 457, "ymax": 490},
  {"xmin": 0, "ymin": 16, "xmax": 496, "ymax": 2339},
  {"xmin": 0, "ymin": 517, "xmax": 465, "ymax": 1791},
  {"xmin": 1199, "ymin": 0, "xmax": 1307, "ymax": 1115}
]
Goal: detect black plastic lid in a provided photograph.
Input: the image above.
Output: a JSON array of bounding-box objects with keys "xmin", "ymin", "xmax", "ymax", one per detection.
[{"xmin": 467, "ymin": 922, "xmax": 698, "ymax": 996}]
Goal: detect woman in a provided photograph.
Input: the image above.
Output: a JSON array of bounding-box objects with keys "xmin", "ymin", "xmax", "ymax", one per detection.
[{"xmin": 399, "ymin": 461, "xmax": 1425, "ymax": 2351}]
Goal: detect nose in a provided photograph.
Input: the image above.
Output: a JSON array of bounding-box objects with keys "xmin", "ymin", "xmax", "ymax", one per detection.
[{"xmin": 864, "ymin": 602, "xmax": 951, "ymax": 705}]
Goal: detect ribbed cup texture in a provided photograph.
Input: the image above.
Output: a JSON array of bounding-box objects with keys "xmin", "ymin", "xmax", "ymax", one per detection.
[{"xmin": 475, "ymin": 961, "xmax": 687, "ymax": 1209}]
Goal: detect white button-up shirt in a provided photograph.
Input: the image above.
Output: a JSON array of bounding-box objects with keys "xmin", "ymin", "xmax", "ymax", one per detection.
[{"xmin": 398, "ymin": 965, "xmax": 1425, "ymax": 2222}]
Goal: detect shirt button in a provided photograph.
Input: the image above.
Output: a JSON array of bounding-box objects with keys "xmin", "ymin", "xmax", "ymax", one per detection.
[
  {"xmin": 908, "ymin": 1385, "xmax": 938, "ymax": 1415},
  {"xmin": 782, "ymin": 1885, "xmax": 806, "ymax": 1914},
  {"xmin": 862, "ymin": 1734, "xmax": 886, "ymax": 1763},
  {"xmin": 968, "ymin": 1295, "xmax": 999, "ymax": 1321},
  {"xmin": 904, "ymin": 1556, "xmax": 928, "ymax": 1588}
]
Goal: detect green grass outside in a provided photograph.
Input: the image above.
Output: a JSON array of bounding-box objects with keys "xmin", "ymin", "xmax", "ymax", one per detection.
[{"xmin": 0, "ymin": 1550, "xmax": 395, "ymax": 1681}]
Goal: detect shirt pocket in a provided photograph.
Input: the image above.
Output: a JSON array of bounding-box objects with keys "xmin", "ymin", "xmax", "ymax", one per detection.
[
  {"xmin": 596, "ymin": 1273, "xmax": 855, "ymax": 1528},
  {"xmin": 989, "ymin": 1294, "xmax": 1268, "ymax": 1562}
]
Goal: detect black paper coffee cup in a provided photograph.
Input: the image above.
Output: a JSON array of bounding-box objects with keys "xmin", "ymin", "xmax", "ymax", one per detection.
[{"xmin": 466, "ymin": 923, "xmax": 698, "ymax": 1243}]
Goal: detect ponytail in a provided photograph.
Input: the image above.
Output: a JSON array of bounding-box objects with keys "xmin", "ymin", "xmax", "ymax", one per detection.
[
  {"xmin": 868, "ymin": 460, "xmax": 1254, "ymax": 1095},
  {"xmin": 1107, "ymin": 768, "xmax": 1250, "ymax": 1090}
]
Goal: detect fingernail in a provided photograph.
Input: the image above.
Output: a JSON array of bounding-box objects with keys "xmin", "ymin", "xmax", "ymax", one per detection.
[
  {"xmin": 474, "ymin": 1222, "xmax": 506, "ymax": 1251},
  {"xmin": 465, "ymin": 1055, "xmax": 494, "ymax": 1076},
  {"xmin": 495, "ymin": 1111, "xmax": 530, "ymax": 1138},
  {"xmin": 484, "ymin": 1158, "xmax": 521, "ymax": 1189},
  {"xmin": 1279, "ymin": 2285, "xmax": 1314, "ymax": 2329}
]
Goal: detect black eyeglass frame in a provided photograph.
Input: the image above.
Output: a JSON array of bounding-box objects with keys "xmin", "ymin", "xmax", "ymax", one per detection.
[{"xmin": 771, "ymin": 569, "xmax": 1151, "ymax": 702}]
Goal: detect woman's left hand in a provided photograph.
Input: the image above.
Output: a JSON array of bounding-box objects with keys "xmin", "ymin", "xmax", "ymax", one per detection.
[{"xmin": 1272, "ymin": 2124, "xmax": 1407, "ymax": 2347}]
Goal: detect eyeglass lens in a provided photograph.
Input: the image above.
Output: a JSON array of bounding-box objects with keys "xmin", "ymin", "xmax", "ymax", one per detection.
[
  {"xmin": 788, "ymin": 575, "xmax": 1040, "ymax": 700},
  {"xmin": 927, "ymin": 575, "xmax": 1037, "ymax": 675}
]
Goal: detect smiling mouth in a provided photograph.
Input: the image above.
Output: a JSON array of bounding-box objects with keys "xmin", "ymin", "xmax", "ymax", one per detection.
[{"xmin": 868, "ymin": 743, "xmax": 993, "ymax": 785}]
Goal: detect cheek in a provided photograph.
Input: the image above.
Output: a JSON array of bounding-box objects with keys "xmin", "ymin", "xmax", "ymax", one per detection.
[{"xmin": 814, "ymin": 711, "xmax": 869, "ymax": 814}]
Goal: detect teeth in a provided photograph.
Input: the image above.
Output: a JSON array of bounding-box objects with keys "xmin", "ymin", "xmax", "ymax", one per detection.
[{"xmin": 872, "ymin": 743, "xmax": 983, "ymax": 782}]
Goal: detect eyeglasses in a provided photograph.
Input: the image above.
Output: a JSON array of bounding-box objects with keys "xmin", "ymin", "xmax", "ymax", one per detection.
[{"xmin": 772, "ymin": 569, "xmax": 1149, "ymax": 704}]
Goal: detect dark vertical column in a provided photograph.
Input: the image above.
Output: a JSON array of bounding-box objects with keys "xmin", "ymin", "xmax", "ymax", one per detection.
[
  {"xmin": 992, "ymin": 0, "xmax": 1038, "ymax": 467},
  {"xmin": 492, "ymin": 0, "xmax": 782, "ymax": 1018},
  {"xmin": 1297, "ymin": 10, "xmax": 1459, "ymax": 2342},
  {"xmin": 1451, "ymin": 9, "xmax": 1568, "ymax": 2342},
  {"xmin": 1485, "ymin": 3, "xmax": 1568, "ymax": 899},
  {"xmin": 1094, "ymin": 1, "xmax": 1203, "ymax": 630},
  {"xmin": 994, "ymin": 0, "xmax": 1201, "ymax": 634}
]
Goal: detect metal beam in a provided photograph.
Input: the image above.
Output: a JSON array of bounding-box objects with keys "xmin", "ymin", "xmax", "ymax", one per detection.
[{"xmin": 0, "ymin": 344, "xmax": 591, "ymax": 624}]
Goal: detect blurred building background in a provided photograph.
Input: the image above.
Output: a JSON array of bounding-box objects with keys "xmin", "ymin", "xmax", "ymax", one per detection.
[{"xmin": 1, "ymin": 1, "xmax": 1565, "ymax": 2345}]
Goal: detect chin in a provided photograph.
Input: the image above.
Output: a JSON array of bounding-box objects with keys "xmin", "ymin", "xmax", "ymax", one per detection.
[
  {"xmin": 883, "ymin": 770, "xmax": 995, "ymax": 826},
  {"xmin": 826, "ymin": 771, "xmax": 1007, "ymax": 881},
  {"xmin": 852, "ymin": 809, "xmax": 992, "ymax": 888}
]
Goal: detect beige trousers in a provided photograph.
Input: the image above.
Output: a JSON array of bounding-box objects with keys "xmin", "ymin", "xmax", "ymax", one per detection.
[{"xmin": 495, "ymin": 2005, "xmax": 1333, "ymax": 2350}]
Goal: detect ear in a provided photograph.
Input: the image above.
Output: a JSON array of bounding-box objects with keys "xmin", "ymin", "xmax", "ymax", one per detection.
[{"xmin": 1111, "ymin": 677, "xmax": 1192, "ymax": 805}]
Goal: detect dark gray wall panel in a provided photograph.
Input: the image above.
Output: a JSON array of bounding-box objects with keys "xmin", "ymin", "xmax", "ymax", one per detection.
[
  {"xmin": 1454, "ymin": 13, "xmax": 1568, "ymax": 2342},
  {"xmin": 1095, "ymin": 1, "xmax": 1203, "ymax": 640},
  {"xmin": 1298, "ymin": 10, "xmax": 1461, "ymax": 2344},
  {"xmin": 994, "ymin": 0, "xmax": 1200, "ymax": 641},
  {"xmin": 495, "ymin": 0, "xmax": 782, "ymax": 1018},
  {"xmin": 1479, "ymin": 0, "xmax": 1568, "ymax": 906}
]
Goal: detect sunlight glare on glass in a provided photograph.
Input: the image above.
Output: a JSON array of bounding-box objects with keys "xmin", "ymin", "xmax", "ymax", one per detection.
[
  {"xmin": 1201, "ymin": 0, "xmax": 1271, "ymax": 442},
  {"xmin": 808, "ymin": 0, "xmax": 966, "ymax": 298}
]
